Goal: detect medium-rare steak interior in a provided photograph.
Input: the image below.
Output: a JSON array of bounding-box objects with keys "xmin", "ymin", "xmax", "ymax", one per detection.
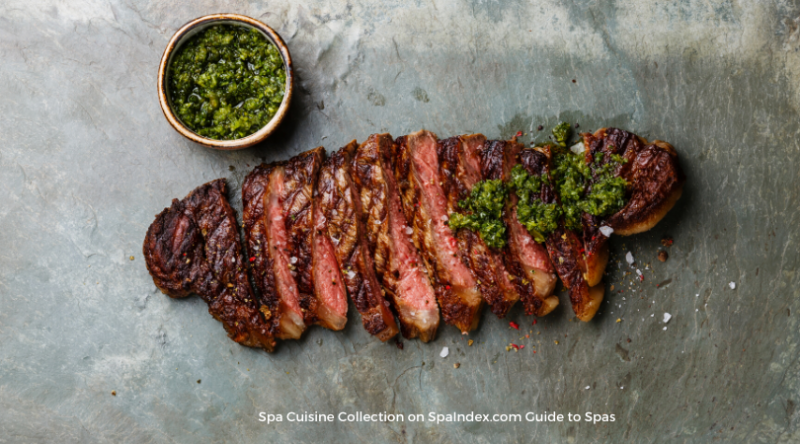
[
  {"xmin": 242, "ymin": 147, "xmax": 325, "ymax": 340},
  {"xmin": 315, "ymin": 140, "xmax": 399, "ymax": 341},
  {"xmin": 143, "ymin": 179, "xmax": 277, "ymax": 351},
  {"xmin": 144, "ymin": 125, "xmax": 686, "ymax": 349},
  {"xmin": 394, "ymin": 130, "xmax": 483, "ymax": 333},
  {"xmin": 351, "ymin": 134, "xmax": 440, "ymax": 342},
  {"xmin": 478, "ymin": 139, "xmax": 558, "ymax": 317},
  {"xmin": 441, "ymin": 134, "xmax": 520, "ymax": 318}
]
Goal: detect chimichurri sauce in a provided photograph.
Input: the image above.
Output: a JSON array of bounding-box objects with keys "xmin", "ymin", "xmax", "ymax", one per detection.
[{"xmin": 167, "ymin": 24, "xmax": 286, "ymax": 140}]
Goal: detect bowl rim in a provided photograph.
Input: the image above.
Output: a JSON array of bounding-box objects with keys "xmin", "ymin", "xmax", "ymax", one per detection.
[{"xmin": 157, "ymin": 13, "xmax": 294, "ymax": 150}]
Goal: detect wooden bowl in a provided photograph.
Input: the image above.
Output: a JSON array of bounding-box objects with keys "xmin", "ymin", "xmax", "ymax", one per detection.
[{"xmin": 157, "ymin": 14, "xmax": 293, "ymax": 150}]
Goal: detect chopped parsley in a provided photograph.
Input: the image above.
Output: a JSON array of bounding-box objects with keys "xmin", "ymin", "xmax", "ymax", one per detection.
[
  {"xmin": 167, "ymin": 24, "xmax": 286, "ymax": 140},
  {"xmin": 448, "ymin": 179, "xmax": 508, "ymax": 249}
]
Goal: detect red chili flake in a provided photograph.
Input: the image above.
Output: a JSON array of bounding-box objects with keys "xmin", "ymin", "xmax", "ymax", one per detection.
[
  {"xmin": 533, "ymin": 350, "xmax": 537, "ymax": 354},
  {"xmin": 511, "ymin": 344, "xmax": 520, "ymax": 350},
  {"xmin": 639, "ymin": 275, "xmax": 644, "ymax": 282},
  {"xmin": 515, "ymin": 131, "xmax": 523, "ymax": 138},
  {"xmin": 183, "ymin": 253, "xmax": 187, "ymax": 256},
  {"xmin": 509, "ymin": 321, "xmax": 519, "ymax": 330},
  {"xmin": 533, "ymin": 319, "xmax": 538, "ymax": 325},
  {"xmin": 249, "ymin": 257, "xmax": 255, "ymax": 262},
  {"xmin": 445, "ymin": 285, "xmax": 451, "ymax": 290}
]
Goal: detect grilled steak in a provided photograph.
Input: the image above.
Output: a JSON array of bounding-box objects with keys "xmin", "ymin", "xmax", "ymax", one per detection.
[
  {"xmin": 576, "ymin": 128, "xmax": 686, "ymax": 287},
  {"xmin": 351, "ymin": 134, "xmax": 439, "ymax": 342},
  {"xmin": 517, "ymin": 147, "xmax": 604, "ymax": 321},
  {"xmin": 479, "ymin": 139, "xmax": 558, "ymax": 317},
  {"xmin": 243, "ymin": 147, "xmax": 325, "ymax": 339},
  {"xmin": 394, "ymin": 131, "xmax": 482, "ymax": 333},
  {"xmin": 143, "ymin": 179, "xmax": 277, "ymax": 351},
  {"xmin": 440, "ymin": 135, "xmax": 519, "ymax": 318},
  {"xmin": 315, "ymin": 141, "xmax": 399, "ymax": 340}
]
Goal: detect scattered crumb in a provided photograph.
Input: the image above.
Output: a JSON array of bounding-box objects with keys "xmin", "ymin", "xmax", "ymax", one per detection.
[
  {"xmin": 129, "ymin": 256, "xmax": 135, "ymax": 261},
  {"xmin": 111, "ymin": 391, "xmax": 116, "ymax": 396},
  {"xmin": 657, "ymin": 250, "xmax": 668, "ymax": 262},
  {"xmin": 554, "ymin": 340, "xmax": 559, "ymax": 345},
  {"xmin": 197, "ymin": 379, "xmax": 201, "ymax": 384},
  {"xmin": 616, "ymin": 318, "xmax": 621, "ymax": 323},
  {"xmin": 440, "ymin": 347, "xmax": 449, "ymax": 358},
  {"xmin": 661, "ymin": 236, "xmax": 674, "ymax": 247},
  {"xmin": 610, "ymin": 284, "xmax": 615, "ymax": 291},
  {"xmin": 454, "ymin": 363, "xmax": 461, "ymax": 369},
  {"xmin": 468, "ymin": 339, "xmax": 474, "ymax": 346},
  {"xmin": 396, "ymin": 340, "xmax": 404, "ymax": 350}
]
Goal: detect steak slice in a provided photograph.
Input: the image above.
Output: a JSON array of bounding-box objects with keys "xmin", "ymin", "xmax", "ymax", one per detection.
[
  {"xmin": 440, "ymin": 135, "xmax": 519, "ymax": 318},
  {"xmin": 478, "ymin": 139, "xmax": 558, "ymax": 317},
  {"xmin": 315, "ymin": 141, "xmax": 398, "ymax": 340},
  {"xmin": 143, "ymin": 179, "xmax": 277, "ymax": 351},
  {"xmin": 394, "ymin": 130, "xmax": 482, "ymax": 333},
  {"xmin": 517, "ymin": 147, "xmax": 604, "ymax": 321},
  {"xmin": 243, "ymin": 147, "xmax": 324, "ymax": 339},
  {"xmin": 351, "ymin": 134, "xmax": 439, "ymax": 342}
]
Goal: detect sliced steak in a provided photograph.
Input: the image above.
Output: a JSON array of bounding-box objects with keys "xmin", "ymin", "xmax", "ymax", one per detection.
[
  {"xmin": 243, "ymin": 147, "xmax": 324, "ymax": 339},
  {"xmin": 518, "ymin": 147, "xmax": 603, "ymax": 321},
  {"xmin": 351, "ymin": 134, "xmax": 439, "ymax": 342},
  {"xmin": 394, "ymin": 130, "xmax": 482, "ymax": 333},
  {"xmin": 478, "ymin": 139, "xmax": 558, "ymax": 317},
  {"xmin": 143, "ymin": 179, "xmax": 277, "ymax": 351},
  {"xmin": 315, "ymin": 141, "xmax": 398, "ymax": 340},
  {"xmin": 441, "ymin": 135, "xmax": 519, "ymax": 318}
]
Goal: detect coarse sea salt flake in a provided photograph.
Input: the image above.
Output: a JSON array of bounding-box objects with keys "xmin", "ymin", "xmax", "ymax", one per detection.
[
  {"xmin": 663, "ymin": 312, "xmax": 672, "ymax": 323},
  {"xmin": 729, "ymin": 282, "xmax": 736, "ymax": 289},
  {"xmin": 440, "ymin": 347, "xmax": 449, "ymax": 358},
  {"xmin": 585, "ymin": 386, "xmax": 590, "ymax": 390},
  {"xmin": 290, "ymin": 256, "xmax": 298, "ymax": 264},
  {"xmin": 347, "ymin": 270, "xmax": 356, "ymax": 279},
  {"xmin": 599, "ymin": 226, "xmax": 614, "ymax": 237},
  {"xmin": 626, "ymin": 252, "xmax": 635, "ymax": 265},
  {"xmin": 406, "ymin": 226, "xmax": 413, "ymax": 235}
]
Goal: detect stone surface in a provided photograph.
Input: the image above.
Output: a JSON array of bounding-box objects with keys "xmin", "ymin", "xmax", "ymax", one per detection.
[{"xmin": 2, "ymin": 1, "xmax": 800, "ymax": 442}]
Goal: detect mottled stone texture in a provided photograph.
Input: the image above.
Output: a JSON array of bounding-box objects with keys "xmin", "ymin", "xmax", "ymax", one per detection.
[{"xmin": 1, "ymin": 0, "xmax": 800, "ymax": 442}]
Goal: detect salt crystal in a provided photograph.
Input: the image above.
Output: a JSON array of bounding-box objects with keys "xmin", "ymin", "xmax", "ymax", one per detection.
[
  {"xmin": 405, "ymin": 226, "xmax": 413, "ymax": 235},
  {"xmin": 585, "ymin": 386, "xmax": 590, "ymax": 390},
  {"xmin": 347, "ymin": 270, "xmax": 356, "ymax": 279},
  {"xmin": 729, "ymin": 282, "xmax": 736, "ymax": 289},
  {"xmin": 290, "ymin": 256, "xmax": 298, "ymax": 264},
  {"xmin": 441, "ymin": 215, "xmax": 449, "ymax": 222},
  {"xmin": 663, "ymin": 326, "xmax": 667, "ymax": 331},
  {"xmin": 650, "ymin": 314, "xmax": 654, "ymax": 317},
  {"xmin": 636, "ymin": 269, "xmax": 643, "ymax": 277},
  {"xmin": 332, "ymin": 209, "xmax": 338, "ymax": 217},
  {"xmin": 570, "ymin": 141, "xmax": 585, "ymax": 154},
  {"xmin": 696, "ymin": 308, "xmax": 699, "ymax": 312},
  {"xmin": 695, "ymin": 294, "xmax": 699, "ymax": 297},
  {"xmin": 626, "ymin": 252, "xmax": 635, "ymax": 265},
  {"xmin": 599, "ymin": 226, "xmax": 614, "ymax": 237},
  {"xmin": 440, "ymin": 347, "xmax": 449, "ymax": 358},
  {"xmin": 663, "ymin": 312, "xmax": 672, "ymax": 323}
]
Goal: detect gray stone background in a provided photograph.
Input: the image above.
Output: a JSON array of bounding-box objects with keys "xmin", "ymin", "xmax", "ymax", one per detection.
[{"xmin": 2, "ymin": 0, "xmax": 800, "ymax": 442}]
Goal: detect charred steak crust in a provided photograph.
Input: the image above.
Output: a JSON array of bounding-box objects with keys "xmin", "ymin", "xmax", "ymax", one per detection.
[
  {"xmin": 352, "ymin": 134, "xmax": 439, "ymax": 342},
  {"xmin": 243, "ymin": 147, "xmax": 324, "ymax": 340},
  {"xmin": 481, "ymin": 139, "xmax": 557, "ymax": 317},
  {"xmin": 582, "ymin": 128, "xmax": 686, "ymax": 236},
  {"xmin": 318, "ymin": 141, "xmax": 399, "ymax": 340},
  {"xmin": 518, "ymin": 147, "xmax": 603, "ymax": 322},
  {"xmin": 394, "ymin": 132, "xmax": 482, "ymax": 333},
  {"xmin": 441, "ymin": 135, "xmax": 519, "ymax": 318},
  {"xmin": 143, "ymin": 179, "xmax": 277, "ymax": 351}
]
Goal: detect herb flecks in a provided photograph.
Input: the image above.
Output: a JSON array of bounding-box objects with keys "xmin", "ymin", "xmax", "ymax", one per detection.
[{"xmin": 448, "ymin": 179, "xmax": 508, "ymax": 249}]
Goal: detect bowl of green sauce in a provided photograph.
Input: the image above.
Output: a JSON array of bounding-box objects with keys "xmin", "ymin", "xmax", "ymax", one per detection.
[{"xmin": 158, "ymin": 14, "xmax": 293, "ymax": 150}]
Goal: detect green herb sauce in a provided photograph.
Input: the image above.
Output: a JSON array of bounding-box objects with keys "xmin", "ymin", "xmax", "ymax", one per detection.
[
  {"xmin": 448, "ymin": 179, "xmax": 508, "ymax": 249},
  {"xmin": 167, "ymin": 24, "xmax": 286, "ymax": 140},
  {"xmin": 512, "ymin": 123, "xmax": 630, "ymax": 241},
  {"xmin": 509, "ymin": 164, "xmax": 561, "ymax": 243}
]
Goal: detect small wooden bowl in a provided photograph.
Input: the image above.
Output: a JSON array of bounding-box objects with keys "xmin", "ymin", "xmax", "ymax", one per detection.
[{"xmin": 157, "ymin": 14, "xmax": 293, "ymax": 150}]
